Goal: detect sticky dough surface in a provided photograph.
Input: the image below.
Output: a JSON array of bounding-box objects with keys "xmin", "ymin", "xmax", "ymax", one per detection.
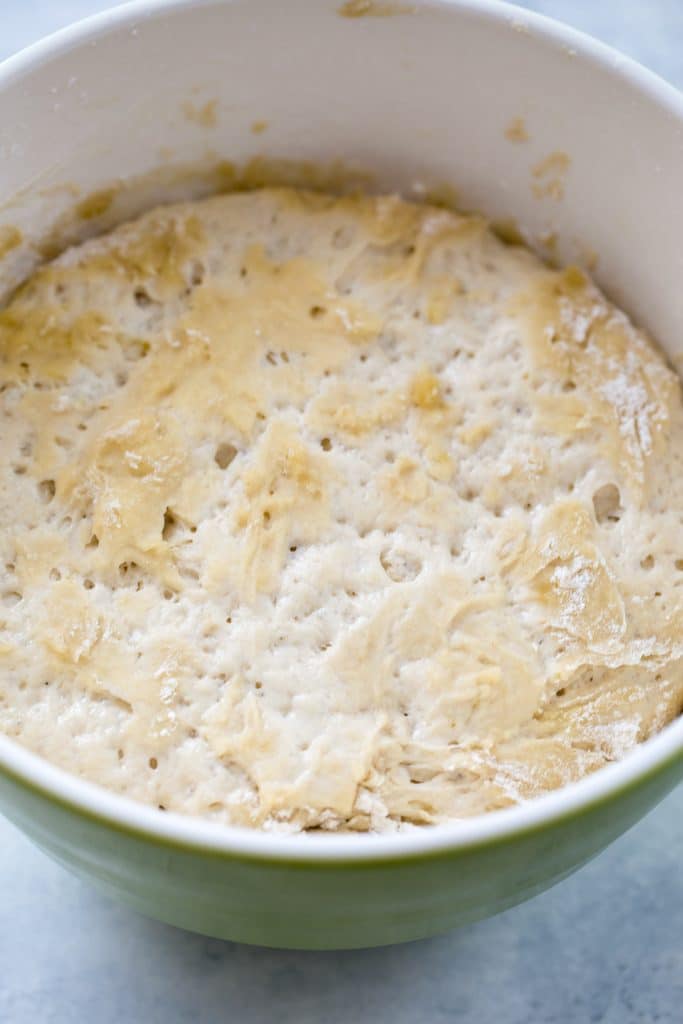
[{"xmin": 1, "ymin": 187, "xmax": 682, "ymax": 832}]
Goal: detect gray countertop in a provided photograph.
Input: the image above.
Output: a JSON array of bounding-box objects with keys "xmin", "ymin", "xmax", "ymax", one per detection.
[{"xmin": 1, "ymin": 3, "xmax": 682, "ymax": 1022}]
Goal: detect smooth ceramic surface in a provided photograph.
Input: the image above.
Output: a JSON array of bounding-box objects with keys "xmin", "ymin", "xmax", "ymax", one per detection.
[
  {"xmin": 0, "ymin": 0, "xmax": 682, "ymax": 954},
  {"xmin": 1, "ymin": 738, "xmax": 682, "ymax": 949}
]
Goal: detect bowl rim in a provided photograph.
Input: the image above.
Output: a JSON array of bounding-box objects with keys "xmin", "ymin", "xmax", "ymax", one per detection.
[{"xmin": 0, "ymin": 0, "xmax": 682, "ymax": 865}]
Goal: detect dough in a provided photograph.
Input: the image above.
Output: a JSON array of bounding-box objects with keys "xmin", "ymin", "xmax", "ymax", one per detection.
[{"xmin": 0, "ymin": 188, "xmax": 681, "ymax": 831}]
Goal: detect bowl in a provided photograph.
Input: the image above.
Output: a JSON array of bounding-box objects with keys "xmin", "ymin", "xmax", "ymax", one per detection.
[{"xmin": 0, "ymin": 0, "xmax": 682, "ymax": 950}]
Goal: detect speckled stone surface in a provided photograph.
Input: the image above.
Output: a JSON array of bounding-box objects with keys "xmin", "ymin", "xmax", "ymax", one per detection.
[{"xmin": 0, "ymin": 3, "xmax": 682, "ymax": 1022}]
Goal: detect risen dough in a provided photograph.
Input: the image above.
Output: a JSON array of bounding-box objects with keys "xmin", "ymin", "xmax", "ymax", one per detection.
[{"xmin": 0, "ymin": 188, "xmax": 681, "ymax": 831}]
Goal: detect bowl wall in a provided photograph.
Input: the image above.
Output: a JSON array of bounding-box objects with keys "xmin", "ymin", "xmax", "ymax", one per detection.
[{"xmin": 1, "ymin": 744, "xmax": 682, "ymax": 949}]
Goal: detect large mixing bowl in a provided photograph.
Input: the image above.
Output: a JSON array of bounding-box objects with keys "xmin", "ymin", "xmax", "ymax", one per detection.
[{"xmin": 0, "ymin": 0, "xmax": 682, "ymax": 949}]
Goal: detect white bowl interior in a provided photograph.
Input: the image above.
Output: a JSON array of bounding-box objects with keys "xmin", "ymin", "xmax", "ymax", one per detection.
[{"xmin": 0, "ymin": 0, "xmax": 682, "ymax": 856}]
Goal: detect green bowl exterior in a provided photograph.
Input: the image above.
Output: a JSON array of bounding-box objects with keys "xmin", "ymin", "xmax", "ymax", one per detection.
[{"xmin": 1, "ymin": 748, "xmax": 681, "ymax": 949}]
